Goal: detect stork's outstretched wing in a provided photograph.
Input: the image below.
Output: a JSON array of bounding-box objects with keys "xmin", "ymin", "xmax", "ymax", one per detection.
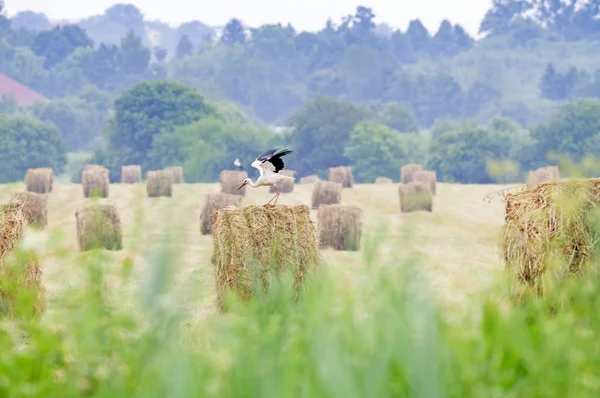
[{"xmin": 255, "ymin": 148, "xmax": 293, "ymax": 174}]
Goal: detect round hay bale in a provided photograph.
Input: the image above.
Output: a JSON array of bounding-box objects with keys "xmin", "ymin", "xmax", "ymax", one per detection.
[
  {"xmin": 211, "ymin": 205, "xmax": 319, "ymax": 312},
  {"xmin": 269, "ymin": 170, "xmax": 296, "ymax": 193},
  {"xmin": 146, "ymin": 170, "xmax": 173, "ymax": 197},
  {"xmin": 399, "ymin": 181, "xmax": 433, "ymax": 213},
  {"xmin": 400, "ymin": 164, "xmax": 423, "ymax": 184},
  {"xmin": 10, "ymin": 191, "xmax": 48, "ymax": 229},
  {"xmin": 300, "ymin": 175, "xmax": 319, "ymax": 184},
  {"xmin": 328, "ymin": 166, "xmax": 354, "ymax": 188},
  {"xmin": 375, "ymin": 177, "xmax": 393, "ymax": 184},
  {"xmin": 121, "ymin": 165, "xmax": 142, "ymax": 184},
  {"xmin": 0, "ymin": 203, "xmax": 45, "ymax": 317},
  {"xmin": 75, "ymin": 204, "xmax": 123, "ymax": 251},
  {"xmin": 317, "ymin": 204, "xmax": 362, "ymax": 251},
  {"xmin": 200, "ymin": 193, "xmax": 243, "ymax": 235},
  {"xmin": 311, "ymin": 181, "xmax": 342, "ymax": 209},
  {"xmin": 82, "ymin": 165, "xmax": 110, "ymax": 198},
  {"xmin": 24, "ymin": 168, "xmax": 53, "ymax": 194},
  {"xmin": 413, "ymin": 170, "xmax": 437, "ymax": 195},
  {"xmin": 500, "ymin": 179, "xmax": 600, "ymax": 295},
  {"xmin": 220, "ymin": 170, "xmax": 248, "ymax": 196},
  {"xmin": 526, "ymin": 166, "xmax": 560, "ymax": 188},
  {"xmin": 165, "ymin": 166, "xmax": 184, "ymax": 184}
]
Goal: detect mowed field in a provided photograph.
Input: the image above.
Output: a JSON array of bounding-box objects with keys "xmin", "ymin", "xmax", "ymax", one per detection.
[{"xmin": 0, "ymin": 181, "xmax": 513, "ymax": 325}]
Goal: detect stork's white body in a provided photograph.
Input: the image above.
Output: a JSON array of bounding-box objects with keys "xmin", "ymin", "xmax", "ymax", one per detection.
[{"xmin": 237, "ymin": 148, "xmax": 294, "ymax": 206}]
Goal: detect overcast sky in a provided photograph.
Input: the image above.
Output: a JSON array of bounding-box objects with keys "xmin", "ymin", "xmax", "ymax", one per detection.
[{"xmin": 6, "ymin": 0, "xmax": 491, "ymax": 36}]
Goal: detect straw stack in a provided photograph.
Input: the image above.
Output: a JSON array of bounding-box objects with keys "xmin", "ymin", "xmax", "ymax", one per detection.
[
  {"xmin": 399, "ymin": 181, "xmax": 433, "ymax": 212},
  {"xmin": 146, "ymin": 170, "xmax": 173, "ymax": 197},
  {"xmin": 328, "ymin": 166, "xmax": 354, "ymax": 188},
  {"xmin": 200, "ymin": 193, "xmax": 243, "ymax": 235},
  {"xmin": 165, "ymin": 166, "xmax": 184, "ymax": 184},
  {"xmin": 400, "ymin": 164, "xmax": 423, "ymax": 184},
  {"xmin": 317, "ymin": 205, "xmax": 362, "ymax": 251},
  {"xmin": 413, "ymin": 170, "xmax": 437, "ymax": 195},
  {"xmin": 25, "ymin": 168, "xmax": 53, "ymax": 194},
  {"xmin": 82, "ymin": 165, "xmax": 110, "ymax": 198},
  {"xmin": 75, "ymin": 204, "xmax": 123, "ymax": 251},
  {"xmin": 311, "ymin": 181, "xmax": 342, "ymax": 209},
  {"xmin": 220, "ymin": 170, "xmax": 248, "ymax": 196},
  {"xmin": 121, "ymin": 165, "xmax": 142, "ymax": 184},
  {"xmin": 10, "ymin": 192, "xmax": 48, "ymax": 228}
]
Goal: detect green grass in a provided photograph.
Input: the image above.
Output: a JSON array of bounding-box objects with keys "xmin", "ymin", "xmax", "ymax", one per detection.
[{"xmin": 1, "ymin": 181, "xmax": 599, "ymax": 396}]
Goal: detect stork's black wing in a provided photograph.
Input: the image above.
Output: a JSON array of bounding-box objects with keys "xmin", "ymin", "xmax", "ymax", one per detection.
[{"xmin": 259, "ymin": 148, "xmax": 293, "ymax": 173}]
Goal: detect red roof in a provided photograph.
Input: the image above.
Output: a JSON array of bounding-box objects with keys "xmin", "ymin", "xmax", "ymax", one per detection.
[{"xmin": 0, "ymin": 73, "xmax": 49, "ymax": 107}]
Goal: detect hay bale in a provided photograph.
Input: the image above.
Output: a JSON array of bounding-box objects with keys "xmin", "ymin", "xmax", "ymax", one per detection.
[
  {"xmin": 400, "ymin": 164, "xmax": 423, "ymax": 184},
  {"xmin": 10, "ymin": 192, "xmax": 48, "ymax": 228},
  {"xmin": 413, "ymin": 170, "xmax": 437, "ymax": 195},
  {"xmin": 200, "ymin": 193, "xmax": 243, "ymax": 235},
  {"xmin": 311, "ymin": 181, "xmax": 342, "ymax": 209},
  {"xmin": 317, "ymin": 205, "xmax": 362, "ymax": 251},
  {"xmin": 211, "ymin": 205, "xmax": 319, "ymax": 311},
  {"xmin": 121, "ymin": 165, "xmax": 142, "ymax": 184},
  {"xmin": 500, "ymin": 179, "xmax": 600, "ymax": 293},
  {"xmin": 269, "ymin": 170, "xmax": 296, "ymax": 193},
  {"xmin": 146, "ymin": 170, "xmax": 172, "ymax": 197},
  {"xmin": 300, "ymin": 175, "xmax": 319, "ymax": 184},
  {"xmin": 220, "ymin": 170, "xmax": 248, "ymax": 196},
  {"xmin": 24, "ymin": 168, "xmax": 53, "ymax": 194},
  {"xmin": 0, "ymin": 203, "xmax": 45, "ymax": 317},
  {"xmin": 75, "ymin": 204, "xmax": 123, "ymax": 251},
  {"xmin": 82, "ymin": 165, "xmax": 110, "ymax": 198},
  {"xmin": 399, "ymin": 181, "xmax": 433, "ymax": 212},
  {"xmin": 165, "ymin": 166, "xmax": 184, "ymax": 184},
  {"xmin": 375, "ymin": 177, "xmax": 393, "ymax": 184},
  {"xmin": 526, "ymin": 166, "xmax": 560, "ymax": 188},
  {"xmin": 328, "ymin": 166, "xmax": 354, "ymax": 188}
]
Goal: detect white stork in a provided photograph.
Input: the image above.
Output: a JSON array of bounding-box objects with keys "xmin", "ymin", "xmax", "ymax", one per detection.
[
  {"xmin": 233, "ymin": 158, "xmax": 243, "ymax": 170},
  {"xmin": 236, "ymin": 148, "xmax": 295, "ymax": 207}
]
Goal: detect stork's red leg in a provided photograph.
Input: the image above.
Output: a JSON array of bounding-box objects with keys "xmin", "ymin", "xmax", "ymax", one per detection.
[
  {"xmin": 271, "ymin": 186, "xmax": 281, "ymax": 207},
  {"xmin": 266, "ymin": 185, "xmax": 278, "ymax": 206}
]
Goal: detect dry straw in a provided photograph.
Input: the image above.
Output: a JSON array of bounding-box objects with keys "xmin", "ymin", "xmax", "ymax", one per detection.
[
  {"xmin": 82, "ymin": 165, "xmax": 110, "ymax": 198},
  {"xmin": 413, "ymin": 170, "xmax": 437, "ymax": 195},
  {"xmin": 211, "ymin": 205, "xmax": 319, "ymax": 311},
  {"xmin": 75, "ymin": 204, "xmax": 123, "ymax": 251},
  {"xmin": 399, "ymin": 181, "xmax": 433, "ymax": 212},
  {"xmin": 0, "ymin": 203, "xmax": 45, "ymax": 317},
  {"xmin": 500, "ymin": 179, "xmax": 600, "ymax": 295},
  {"xmin": 220, "ymin": 170, "xmax": 248, "ymax": 196},
  {"xmin": 200, "ymin": 193, "xmax": 243, "ymax": 235},
  {"xmin": 121, "ymin": 165, "xmax": 142, "ymax": 184},
  {"xmin": 269, "ymin": 170, "xmax": 296, "ymax": 193},
  {"xmin": 146, "ymin": 170, "xmax": 172, "ymax": 197},
  {"xmin": 317, "ymin": 204, "xmax": 362, "ymax": 251},
  {"xmin": 25, "ymin": 168, "xmax": 53, "ymax": 194},
  {"xmin": 526, "ymin": 166, "xmax": 560, "ymax": 188},
  {"xmin": 165, "ymin": 166, "xmax": 184, "ymax": 184},
  {"xmin": 300, "ymin": 175, "xmax": 319, "ymax": 184},
  {"xmin": 311, "ymin": 181, "xmax": 342, "ymax": 209},
  {"xmin": 328, "ymin": 166, "xmax": 354, "ymax": 188},
  {"xmin": 10, "ymin": 191, "xmax": 48, "ymax": 229},
  {"xmin": 375, "ymin": 177, "xmax": 393, "ymax": 184},
  {"xmin": 400, "ymin": 164, "xmax": 423, "ymax": 184}
]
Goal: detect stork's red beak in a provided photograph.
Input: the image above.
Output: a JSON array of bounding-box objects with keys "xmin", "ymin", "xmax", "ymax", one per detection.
[{"xmin": 236, "ymin": 182, "xmax": 247, "ymax": 191}]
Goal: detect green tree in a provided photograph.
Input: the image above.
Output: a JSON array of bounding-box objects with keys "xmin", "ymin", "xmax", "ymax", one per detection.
[
  {"xmin": 0, "ymin": 114, "xmax": 66, "ymax": 182},
  {"xmin": 175, "ymin": 35, "xmax": 193, "ymax": 58},
  {"xmin": 32, "ymin": 25, "xmax": 93, "ymax": 68},
  {"xmin": 221, "ymin": 19, "xmax": 245, "ymax": 45},
  {"xmin": 345, "ymin": 121, "xmax": 423, "ymax": 182},
  {"xmin": 120, "ymin": 30, "xmax": 150, "ymax": 76},
  {"xmin": 287, "ymin": 96, "xmax": 370, "ymax": 177},
  {"xmin": 371, "ymin": 102, "xmax": 420, "ymax": 132},
  {"xmin": 101, "ymin": 80, "xmax": 216, "ymax": 175}
]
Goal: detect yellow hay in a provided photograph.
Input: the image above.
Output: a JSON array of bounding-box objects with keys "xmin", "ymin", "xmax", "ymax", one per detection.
[
  {"xmin": 211, "ymin": 205, "xmax": 319, "ymax": 311},
  {"xmin": 10, "ymin": 191, "xmax": 48, "ymax": 228},
  {"xmin": 121, "ymin": 165, "xmax": 142, "ymax": 184},
  {"xmin": 24, "ymin": 168, "xmax": 53, "ymax": 194},
  {"xmin": 375, "ymin": 177, "xmax": 393, "ymax": 184},
  {"xmin": 526, "ymin": 166, "xmax": 560, "ymax": 188},
  {"xmin": 317, "ymin": 204, "xmax": 362, "ymax": 251},
  {"xmin": 399, "ymin": 181, "xmax": 433, "ymax": 212},
  {"xmin": 0, "ymin": 203, "xmax": 45, "ymax": 317},
  {"xmin": 269, "ymin": 170, "xmax": 296, "ymax": 193},
  {"xmin": 300, "ymin": 175, "xmax": 319, "ymax": 184},
  {"xmin": 200, "ymin": 193, "xmax": 243, "ymax": 235},
  {"xmin": 82, "ymin": 165, "xmax": 110, "ymax": 198},
  {"xmin": 413, "ymin": 170, "xmax": 437, "ymax": 195},
  {"xmin": 146, "ymin": 170, "xmax": 173, "ymax": 197},
  {"xmin": 328, "ymin": 166, "xmax": 354, "ymax": 188},
  {"xmin": 311, "ymin": 181, "xmax": 342, "ymax": 209},
  {"xmin": 220, "ymin": 170, "xmax": 248, "ymax": 196},
  {"xmin": 500, "ymin": 179, "xmax": 600, "ymax": 296},
  {"xmin": 165, "ymin": 166, "xmax": 184, "ymax": 184},
  {"xmin": 75, "ymin": 204, "xmax": 123, "ymax": 251},
  {"xmin": 400, "ymin": 164, "xmax": 423, "ymax": 184}
]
